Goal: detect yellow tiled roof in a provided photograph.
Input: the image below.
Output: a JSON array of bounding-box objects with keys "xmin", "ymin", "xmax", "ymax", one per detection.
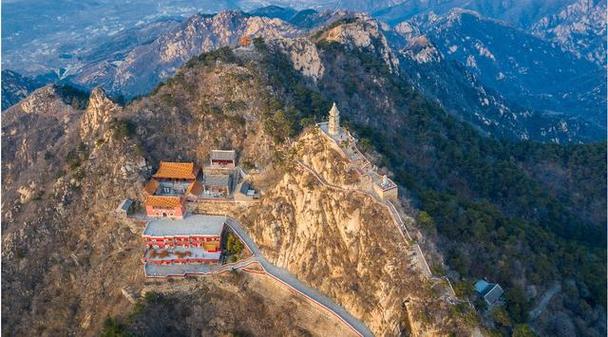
[
  {"xmin": 145, "ymin": 195, "xmax": 184, "ymax": 208},
  {"xmin": 144, "ymin": 179, "xmax": 159, "ymax": 195},
  {"xmin": 152, "ymin": 161, "xmax": 198, "ymax": 180},
  {"xmin": 187, "ymin": 180, "xmax": 203, "ymax": 196}
]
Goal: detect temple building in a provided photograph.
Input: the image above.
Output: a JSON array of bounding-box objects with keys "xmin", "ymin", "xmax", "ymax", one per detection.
[
  {"xmin": 144, "ymin": 161, "xmax": 202, "ymax": 218},
  {"xmin": 115, "ymin": 199, "xmax": 134, "ymax": 217},
  {"xmin": 202, "ymin": 173, "xmax": 232, "ymax": 198},
  {"xmin": 198, "ymin": 149, "xmax": 239, "ymax": 199},
  {"xmin": 144, "ymin": 195, "xmax": 186, "ymax": 219},
  {"xmin": 153, "ymin": 161, "xmax": 199, "ymax": 183},
  {"xmin": 142, "ymin": 215, "xmax": 225, "ymax": 265},
  {"xmin": 209, "ymin": 150, "xmax": 237, "ymax": 169},
  {"xmin": 474, "ymin": 280, "xmax": 504, "ymax": 306},
  {"xmin": 371, "ymin": 173, "xmax": 399, "ymax": 201}
]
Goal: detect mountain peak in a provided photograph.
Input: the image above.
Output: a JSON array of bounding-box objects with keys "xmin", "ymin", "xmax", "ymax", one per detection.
[
  {"xmin": 80, "ymin": 87, "xmax": 121, "ymax": 141},
  {"xmin": 13, "ymin": 84, "xmax": 87, "ymax": 118},
  {"xmin": 318, "ymin": 15, "xmax": 400, "ymax": 72}
]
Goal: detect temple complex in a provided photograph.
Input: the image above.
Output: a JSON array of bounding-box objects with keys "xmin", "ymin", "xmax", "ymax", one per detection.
[{"xmin": 133, "ymin": 153, "xmax": 256, "ymax": 277}]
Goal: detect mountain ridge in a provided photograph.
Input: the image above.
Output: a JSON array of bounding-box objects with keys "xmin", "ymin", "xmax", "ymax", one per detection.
[
  {"xmin": 391, "ymin": 8, "xmax": 606, "ymax": 142},
  {"xmin": 3, "ymin": 24, "xmax": 606, "ymax": 337}
]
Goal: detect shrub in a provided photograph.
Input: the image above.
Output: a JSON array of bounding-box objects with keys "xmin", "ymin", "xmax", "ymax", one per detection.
[
  {"xmin": 100, "ymin": 317, "xmax": 133, "ymax": 337},
  {"xmin": 491, "ymin": 307, "xmax": 512, "ymax": 328},
  {"xmin": 263, "ymin": 109, "xmax": 296, "ymax": 143},
  {"xmin": 195, "ymin": 46, "xmax": 237, "ymax": 67},
  {"xmin": 512, "ymin": 324, "xmax": 538, "ymax": 337},
  {"xmin": 143, "ymin": 291, "xmax": 162, "ymax": 303},
  {"xmin": 65, "ymin": 142, "xmax": 89, "ymax": 170},
  {"xmin": 65, "ymin": 150, "xmax": 81, "ymax": 170},
  {"xmin": 252, "ymin": 37, "xmax": 266, "ymax": 50},
  {"xmin": 226, "ymin": 232, "xmax": 244, "ymax": 257},
  {"xmin": 505, "ymin": 286, "xmax": 530, "ymax": 323},
  {"xmin": 110, "ymin": 118, "xmax": 136, "ymax": 140},
  {"xmin": 55, "ymin": 84, "xmax": 90, "ymax": 110}
]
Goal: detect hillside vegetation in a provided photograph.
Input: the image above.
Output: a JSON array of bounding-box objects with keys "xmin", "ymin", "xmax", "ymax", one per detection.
[
  {"xmin": 1, "ymin": 16, "xmax": 605, "ymax": 337},
  {"xmin": 249, "ymin": 23, "xmax": 606, "ymax": 336}
]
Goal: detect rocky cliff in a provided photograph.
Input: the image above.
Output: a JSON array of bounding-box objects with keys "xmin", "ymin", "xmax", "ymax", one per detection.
[
  {"xmin": 532, "ymin": 0, "xmax": 606, "ymax": 68},
  {"xmin": 318, "ymin": 15, "xmax": 399, "ymax": 73},
  {"xmin": 1, "ymin": 85, "xmax": 150, "ymax": 336},
  {"xmin": 79, "ymin": 87, "xmax": 122, "ymax": 140},
  {"xmin": 390, "ymin": 9, "xmax": 606, "ymax": 142},
  {"xmin": 238, "ymin": 130, "xmax": 476, "ymax": 337}
]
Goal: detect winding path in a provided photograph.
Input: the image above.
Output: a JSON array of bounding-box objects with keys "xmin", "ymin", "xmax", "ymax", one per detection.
[
  {"xmin": 529, "ymin": 283, "xmax": 561, "ymax": 320},
  {"xmin": 144, "ymin": 215, "xmax": 374, "ymax": 337},
  {"xmin": 224, "ymin": 218, "xmax": 374, "ymax": 337}
]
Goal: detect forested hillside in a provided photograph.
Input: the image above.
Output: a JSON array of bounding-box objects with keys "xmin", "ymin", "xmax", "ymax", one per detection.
[{"xmin": 243, "ymin": 27, "xmax": 606, "ymax": 336}]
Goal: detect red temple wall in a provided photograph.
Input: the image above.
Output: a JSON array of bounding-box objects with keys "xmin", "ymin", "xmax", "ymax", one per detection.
[{"xmin": 145, "ymin": 205, "xmax": 185, "ymax": 219}]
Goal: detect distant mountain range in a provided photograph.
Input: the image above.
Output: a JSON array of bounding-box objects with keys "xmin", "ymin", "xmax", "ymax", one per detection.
[
  {"xmin": 2, "ymin": 0, "xmax": 605, "ymax": 143},
  {"xmin": 531, "ymin": 0, "xmax": 606, "ymax": 66},
  {"xmin": 69, "ymin": 11, "xmax": 303, "ymax": 98},
  {"xmin": 393, "ymin": 9, "xmax": 605, "ymax": 142}
]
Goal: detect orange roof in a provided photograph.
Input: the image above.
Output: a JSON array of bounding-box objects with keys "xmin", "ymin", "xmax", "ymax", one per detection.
[
  {"xmin": 187, "ymin": 180, "xmax": 203, "ymax": 196},
  {"xmin": 145, "ymin": 195, "xmax": 184, "ymax": 209},
  {"xmin": 152, "ymin": 161, "xmax": 199, "ymax": 180},
  {"xmin": 144, "ymin": 179, "xmax": 159, "ymax": 195}
]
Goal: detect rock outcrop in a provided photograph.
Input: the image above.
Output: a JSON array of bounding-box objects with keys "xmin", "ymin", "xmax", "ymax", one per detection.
[
  {"xmin": 271, "ymin": 38, "xmax": 325, "ymax": 81},
  {"xmin": 79, "ymin": 87, "xmax": 121, "ymax": 141},
  {"xmin": 320, "ymin": 15, "xmax": 400, "ymax": 73},
  {"xmin": 18, "ymin": 85, "xmax": 71, "ymax": 116},
  {"xmin": 532, "ymin": 0, "xmax": 607, "ymax": 68},
  {"xmin": 394, "ymin": 22, "xmax": 442, "ymax": 64}
]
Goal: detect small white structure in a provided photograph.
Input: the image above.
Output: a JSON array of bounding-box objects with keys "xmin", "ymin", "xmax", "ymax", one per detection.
[
  {"xmin": 370, "ymin": 172, "xmax": 398, "ymax": 201},
  {"xmin": 328, "ymin": 102, "xmax": 340, "ymax": 137}
]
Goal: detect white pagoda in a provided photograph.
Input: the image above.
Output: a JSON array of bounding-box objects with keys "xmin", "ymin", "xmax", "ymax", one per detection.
[{"xmin": 328, "ymin": 102, "xmax": 341, "ymax": 137}]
